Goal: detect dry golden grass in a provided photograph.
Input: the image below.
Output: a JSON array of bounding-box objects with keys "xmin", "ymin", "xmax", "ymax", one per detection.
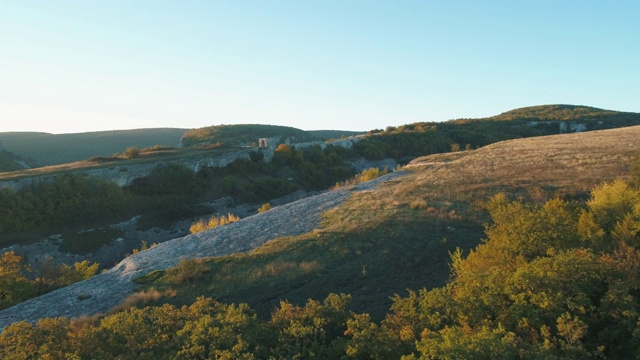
[
  {"xmin": 325, "ymin": 126, "xmax": 640, "ymax": 230},
  {"xmin": 189, "ymin": 213, "xmax": 240, "ymax": 234},
  {"xmin": 108, "ymin": 288, "xmax": 177, "ymax": 313},
  {"xmin": 407, "ymin": 126, "xmax": 640, "ymax": 198}
]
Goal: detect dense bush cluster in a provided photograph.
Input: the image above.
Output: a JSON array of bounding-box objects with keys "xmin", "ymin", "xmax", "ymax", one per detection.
[
  {"xmin": 0, "ymin": 175, "xmax": 129, "ymax": 238},
  {"xmin": 0, "ymin": 252, "xmax": 98, "ymax": 311},
  {"xmin": 3, "ymin": 178, "xmax": 640, "ymax": 358}
]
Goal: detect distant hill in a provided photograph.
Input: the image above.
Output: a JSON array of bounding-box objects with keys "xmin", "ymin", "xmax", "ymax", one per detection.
[
  {"xmin": 487, "ymin": 104, "xmax": 634, "ymax": 121},
  {"xmin": 445, "ymin": 104, "xmax": 640, "ymax": 129},
  {"xmin": 353, "ymin": 104, "xmax": 640, "ymax": 160},
  {"xmin": 0, "ymin": 149, "xmax": 38, "ymax": 172},
  {"xmin": 0, "ymin": 128, "xmax": 188, "ymax": 166},
  {"xmin": 4, "ymin": 104, "xmax": 638, "ymax": 168},
  {"xmin": 180, "ymin": 124, "xmax": 317, "ymax": 148}
]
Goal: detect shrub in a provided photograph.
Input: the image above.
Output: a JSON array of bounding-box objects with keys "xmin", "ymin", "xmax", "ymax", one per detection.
[
  {"xmin": 331, "ymin": 167, "xmax": 390, "ymax": 189},
  {"xmin": 189, "ymin": 213, "xmax": 240, "ymax": 234},
  {"xmin": 259, "ymin": 203, "xmax": 272, "ymax": 213},
  {"xmin": 274, "ymin": 144, "xmax": 293, "ymax": 159},
  {"xmin": 124, "ymin": 147, "xmax": 141, "ymax": 159},
  {"xmin": 170, "ymin": 259, "xmax": 208, "ymax": 285}
]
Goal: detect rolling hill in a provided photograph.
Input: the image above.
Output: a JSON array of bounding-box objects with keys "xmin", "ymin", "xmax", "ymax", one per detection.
[
  {"xmin": 2, "ymin": 124, "xmax": 639, "ymax": 330},
  {"xmin": 2, "ymin": 104, "xmax": 639, "ymax": 169},
  {"xmin": 0, "ymin": 128, "xmax": 188, "ymax": 166},
  {"xmin": 179, "ymin": 124, "xmax": 317, "ymax": 148}
]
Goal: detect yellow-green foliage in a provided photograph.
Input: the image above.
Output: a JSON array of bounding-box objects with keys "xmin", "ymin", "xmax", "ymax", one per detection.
[
  {"xmin": 189, "ymin": 213, "xmax": 240, "ymax": 234},
  {"xmin": 385, "ymin": 179, "xmax": 640, "ymax": 359},
  {"xmin": 358, "ymin": 167, "xmax": 388, "ymax": 182},
  {"xmin": 4, "ymin": 178, "xmax": 640, "ymax": 358},
  {"xmin": 331, "ymin": 167, "xmax": 389, "ymax": 189},
  {"xmin": 258, "ymin": 203, "xmax": 272, "ymax": 213},
  {"xmin": 0, "ymin": 253, "xmax": 99, "ymax": 310},
  {"xmin": 0, "ymin": 252, "xmax": 35, "ymax": 310}
]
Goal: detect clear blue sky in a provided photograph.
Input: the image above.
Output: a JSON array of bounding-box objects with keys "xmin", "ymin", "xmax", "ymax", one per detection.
[{"xmin": 1, "ymin": 1, "xmax": 638, "ymax": 134}]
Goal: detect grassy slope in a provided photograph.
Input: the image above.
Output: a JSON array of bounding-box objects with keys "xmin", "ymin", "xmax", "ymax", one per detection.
[
  {"xmin": 0, "ymin": 128, "xmax": 187, "ymax": 166},
  {"xmin": 138, "ymin": 125, "xmax": 640, "ymax": 320}
]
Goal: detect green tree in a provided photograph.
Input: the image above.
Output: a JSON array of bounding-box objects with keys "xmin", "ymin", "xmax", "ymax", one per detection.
[
  {"xmin": 269, "ymin": 293, "xmax": 352, "ymax": 359},
  {"xmin": 0, "ymin": 318, "xmax": 77, "ymax": 360},
  {"xmin": 0, "ymin": 252, "xmax": 36, "ymax": 310},
  {"xmin": 169, "ymin": 258, "xmax": 209, "ymax": 285},
  {"xmin": 175, "ymin": 297, "xmax": 261, "ymax": 359}
]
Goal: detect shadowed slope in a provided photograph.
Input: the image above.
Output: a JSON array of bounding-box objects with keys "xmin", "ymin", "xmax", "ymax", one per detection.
[{"xmin": 0, "ymin": 172, "xmax": 406, "ymax": 330}]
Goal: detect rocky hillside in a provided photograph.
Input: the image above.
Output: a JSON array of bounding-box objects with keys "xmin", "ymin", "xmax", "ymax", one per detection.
[
  {"xmin": 0, "ymin": 148, "xmax": 275, "ymax": 191},
  {"xmin": 2, "ymin": 125, "xmax": 640, "ymax": 330},
  {"xmin": 0, "ymin": 172, "xmax": 406, "ymax": 330}
]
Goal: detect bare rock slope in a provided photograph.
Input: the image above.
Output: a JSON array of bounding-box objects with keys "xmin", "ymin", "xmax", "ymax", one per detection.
[{"xmin": 0, "ymin": 171, "xmax": 406, "ymax": 330}]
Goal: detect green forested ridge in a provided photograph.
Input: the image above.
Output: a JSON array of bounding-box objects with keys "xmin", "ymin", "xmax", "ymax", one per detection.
[
  {"xmin": 2, "ymin": 176, "xmax": 640, "ymax": 358},
  {"xmin": 180, "ymin": 124, "xmax": 318, "ymax": 148},
  {"xmin": 353, "ymin": 105, "xmax": 640, "ymax": 161},
  {"xmin": 487, "ymin": 104, "xmax": 634, "ymax": 121}
]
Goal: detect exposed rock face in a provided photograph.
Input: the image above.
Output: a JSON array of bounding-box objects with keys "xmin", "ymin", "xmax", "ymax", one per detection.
[
  {"xmin": 0, "ymin": 148, "xmax": 275, "ymax": 191},
  {"xmin": 0, "ymin": 171, "xmax": 407, "ymax": 330},
  {"xmin": 559, "ymin": 122, "xmax": 588, "ymax": 133},
  {"xmin": 291, "ymin": 137, "xmax": 362, "ymax": 151},
  {"xmin": 0, "ymin": 137, "xmax": 368, "ymax": 192}
]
